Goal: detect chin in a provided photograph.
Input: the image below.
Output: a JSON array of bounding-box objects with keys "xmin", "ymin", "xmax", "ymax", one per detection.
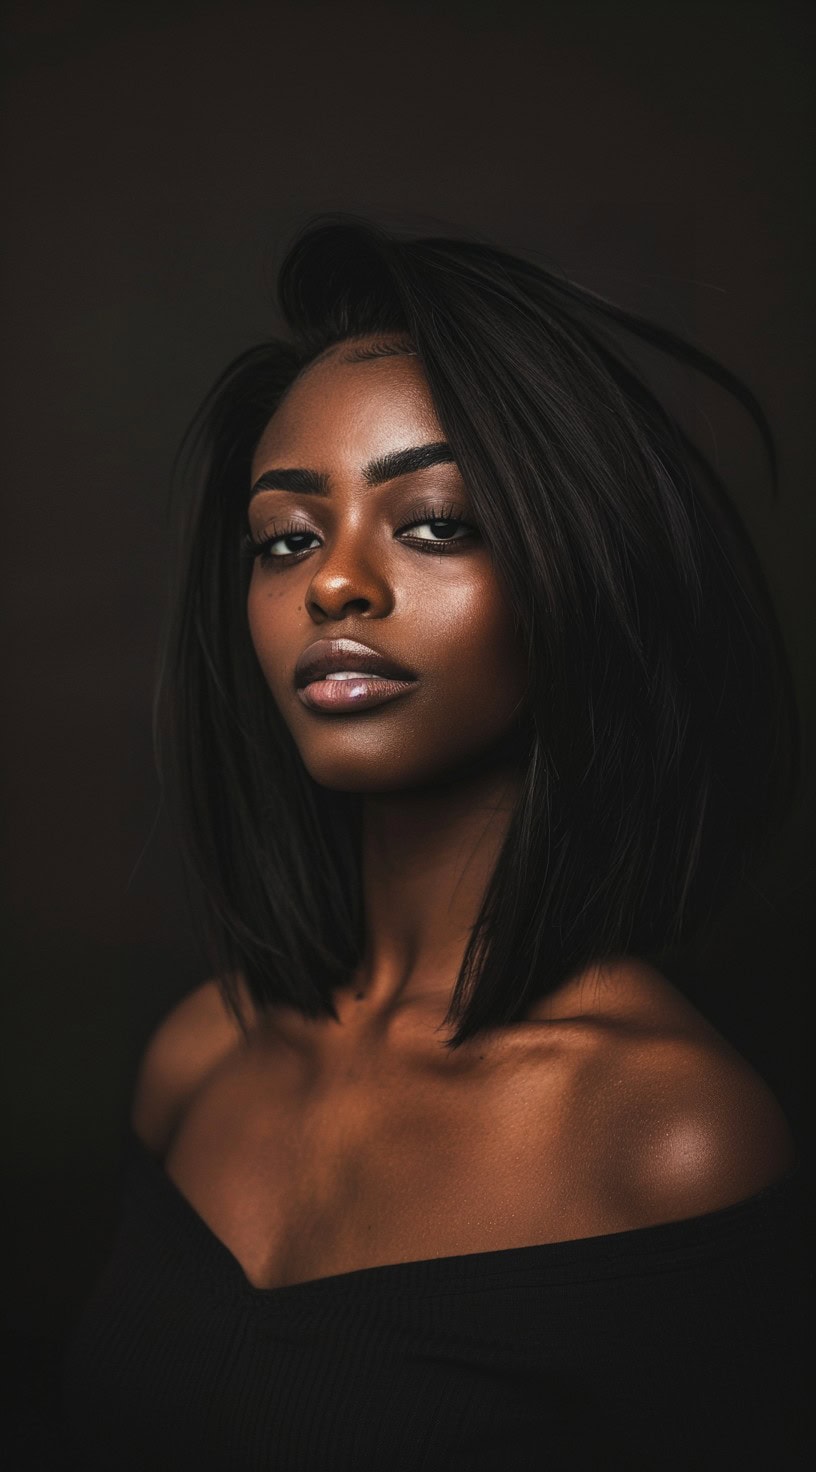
[
  {"xmin": 300, "ymin": 751, "xmax": 443, "ymax": 796},
  {"xmin": 296, "ymin": 731, "xmax": 525, "ymax": 798}
]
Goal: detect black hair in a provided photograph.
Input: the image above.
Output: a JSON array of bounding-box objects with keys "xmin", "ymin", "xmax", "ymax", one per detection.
[{"xmin": 154, "ymin": 214, "xmax": 800, "ymax": 1049}]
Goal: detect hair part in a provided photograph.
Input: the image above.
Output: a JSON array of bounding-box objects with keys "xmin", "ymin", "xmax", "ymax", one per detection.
[
  {"xmin": 155, "ymin": 213, "xmax": 800, "ymax": 1050},
  {"xmin": 337, "ymin": 336, "xmax": 418, "ymax": 363}
]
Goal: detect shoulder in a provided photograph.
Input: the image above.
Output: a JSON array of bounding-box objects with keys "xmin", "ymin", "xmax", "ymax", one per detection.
[
  {"xmin": 130, "ymin": 975, "xmax": 254, "ymax": 1157},
  {"xmin": 557, "ymin": 958, "xmax": 798, "ymax": 1226},
  {"xmin": 616, "ymin": 1028, "xmax": 797, "ymax": 1223}
]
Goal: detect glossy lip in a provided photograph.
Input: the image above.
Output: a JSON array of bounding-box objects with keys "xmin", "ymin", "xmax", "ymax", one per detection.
[
  {"xmin": 297, "ymin": 674, "xmax": 417, "ymax": 714},
  {"xmin": 294, "ymin": 637, "xmax": 417, "ymax": 690}
]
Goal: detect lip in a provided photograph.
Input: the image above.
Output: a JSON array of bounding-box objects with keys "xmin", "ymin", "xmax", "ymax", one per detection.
[
  {"xmin": 297, "ymin": 674, "xmax": 417, "ymax": 713},
  {"xmin": 294, "ymin": 638, "xmax": 418, "ymax": 715},
  {"xmin": 294, "ymin": 638, "xmax": 417, "ymax": 689}
]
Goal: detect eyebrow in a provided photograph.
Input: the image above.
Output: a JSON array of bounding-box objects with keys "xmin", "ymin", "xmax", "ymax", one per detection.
[{"xmin": 249, "ymin": 440, "xmax": 456, "ymax": 500}]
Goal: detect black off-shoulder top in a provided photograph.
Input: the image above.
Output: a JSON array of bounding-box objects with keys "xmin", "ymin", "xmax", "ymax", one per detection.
[{"xmin": 60, "ymin": 1132, "xmax": 810, "ymax": 1470}]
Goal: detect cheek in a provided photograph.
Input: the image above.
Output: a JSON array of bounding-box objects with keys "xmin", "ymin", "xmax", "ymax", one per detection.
[
  {"xmin": 416, "ymin": 576, "xmax": 528, "ymax": 723},
  {"xmin": 246, "ymin": 578, "xmax": 296, "ymax": 689}
]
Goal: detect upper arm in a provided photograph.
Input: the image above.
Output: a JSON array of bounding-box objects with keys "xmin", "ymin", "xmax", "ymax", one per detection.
[
  {"xmin": 130, "ymin": 977, "xmax": 249, "ymax": 1157},
  {"xmin": 610, "ymin": 1034, "xmax": 798, "ymax": 1225},
  {"xmin": 581, "ymin": 1034, "xmax": 804, "ymax": 1466}
]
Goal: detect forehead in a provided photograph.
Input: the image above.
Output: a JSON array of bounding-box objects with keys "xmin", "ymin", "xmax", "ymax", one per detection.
[{"xmin": 251, "ymin": 345, "xmax": 443, "ymax": 477}]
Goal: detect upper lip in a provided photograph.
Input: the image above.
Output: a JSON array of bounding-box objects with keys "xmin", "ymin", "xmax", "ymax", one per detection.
[{"xmin": 294, "ymin": 638, "xmax": 418, "ymax": 689}]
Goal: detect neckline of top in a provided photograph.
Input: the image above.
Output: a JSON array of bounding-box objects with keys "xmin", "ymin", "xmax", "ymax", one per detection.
[{"xmin": 126, "ymin": 1127, "xmax": 803, "ymax": 1303}]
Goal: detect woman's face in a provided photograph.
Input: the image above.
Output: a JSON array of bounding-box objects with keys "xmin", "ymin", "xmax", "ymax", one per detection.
[{"xmin": 246, "ymin": 339, "xmax": 529, "ymax": 793}]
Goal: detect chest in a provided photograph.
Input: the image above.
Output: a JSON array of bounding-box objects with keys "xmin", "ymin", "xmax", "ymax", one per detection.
[{"xmin": 161, "ymin": 1030, "xmax": 615, "ymax": 1290}]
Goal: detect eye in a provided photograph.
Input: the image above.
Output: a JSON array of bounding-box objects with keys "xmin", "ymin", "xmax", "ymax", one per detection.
[
  {"xmin": 240, "ymin": 522, "xmax": 320, "ymax": 566},
  {"xmin": 396, "ymin": 502, "xmax": 479, "ymax": 554}
]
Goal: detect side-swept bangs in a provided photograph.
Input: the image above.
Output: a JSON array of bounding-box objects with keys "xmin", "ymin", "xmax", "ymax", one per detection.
[{"xmin": 154, "ymin": 216, "xmax": 800, "ymax": 1048}]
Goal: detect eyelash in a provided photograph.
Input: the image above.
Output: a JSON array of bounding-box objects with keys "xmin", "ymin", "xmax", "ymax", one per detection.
[{"xmin": 239, "ymin": 503, "xmax": 480, "ymax": 568}]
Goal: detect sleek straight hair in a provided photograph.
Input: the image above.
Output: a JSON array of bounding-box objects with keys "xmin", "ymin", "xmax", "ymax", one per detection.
[{"xmin": 154, "ymin": 215, "xmax": 800, "ymax": 1049}]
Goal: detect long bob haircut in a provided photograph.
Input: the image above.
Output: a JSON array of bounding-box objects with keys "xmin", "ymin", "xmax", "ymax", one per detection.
[{"xmin": 155, "ymin": 216, "xmax": 800, "ymax": 1049}]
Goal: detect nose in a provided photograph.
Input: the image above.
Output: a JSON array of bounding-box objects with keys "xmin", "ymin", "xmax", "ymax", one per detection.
[{"xmin": 305, "ymin": 526, "xmax": 394, "ymax": 622}]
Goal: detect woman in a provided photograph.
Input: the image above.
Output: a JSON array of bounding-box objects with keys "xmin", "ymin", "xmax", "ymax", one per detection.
[{"xmin": 63, "ymin": 217, "xmax": 807, "ymax": 1469}]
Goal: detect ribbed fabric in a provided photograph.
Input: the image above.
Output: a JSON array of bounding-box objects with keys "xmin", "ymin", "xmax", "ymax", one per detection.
[{"xmin": 61, "ymin": 1133, "xmax": 810, "ymax": 1470}]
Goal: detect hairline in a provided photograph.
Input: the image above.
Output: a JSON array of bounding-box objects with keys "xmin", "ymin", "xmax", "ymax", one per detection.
[
  {"xmin": 257, "ymin": 333, "xmax": 422, "ymax": 445},
  {"xmin": 295, "ymin": 333, "xmax": 418, "ymax": 381}
]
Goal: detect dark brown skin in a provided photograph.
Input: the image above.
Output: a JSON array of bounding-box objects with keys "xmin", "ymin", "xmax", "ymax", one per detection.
[{"xmin": 132, "ymin": 337, "xmax": 796, "ymax": 1292}]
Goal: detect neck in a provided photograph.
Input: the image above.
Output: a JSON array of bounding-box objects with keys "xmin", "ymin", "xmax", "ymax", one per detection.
[{"xmin": 338, "ymin": 756, "xmax": 522, "ymax": 1036}]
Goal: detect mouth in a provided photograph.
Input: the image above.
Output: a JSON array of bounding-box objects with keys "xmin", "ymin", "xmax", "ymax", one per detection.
[{"xmin": 294, "ymin": 637, "xmax": 418, "ymax": 715}]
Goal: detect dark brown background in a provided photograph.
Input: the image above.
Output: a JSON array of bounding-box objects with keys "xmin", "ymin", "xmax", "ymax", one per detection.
[{"xmin": 1, "ymin": 0, "xmax": 813, "ymax": 1457}]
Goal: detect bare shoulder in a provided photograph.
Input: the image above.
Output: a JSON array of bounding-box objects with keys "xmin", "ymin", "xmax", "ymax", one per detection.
[
  {"xmin": 130, "ymin": 974, "xmax": 254, "ymax": 1157},
  {"xmin": 615, "ymin": 1027, "xmax": 797, "ymax": 1224},
  {"xmin": 559, "ymin": 957, "xmax": 798, "ymax": 1225}
]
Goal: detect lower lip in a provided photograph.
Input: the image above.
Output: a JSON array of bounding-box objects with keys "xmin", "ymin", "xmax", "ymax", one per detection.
[{"xmin": 297, "ymin": 675, "xmax": 418, "ymax": 712}]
